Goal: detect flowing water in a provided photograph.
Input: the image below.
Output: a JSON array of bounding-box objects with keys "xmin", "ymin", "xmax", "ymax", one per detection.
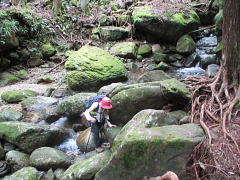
[{"xmin": 168, "ymin": 35, "xmax": 218, "ymax": 79}]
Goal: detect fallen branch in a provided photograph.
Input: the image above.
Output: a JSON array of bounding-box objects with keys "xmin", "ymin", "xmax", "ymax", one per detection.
[
  {"xmin": 46, "ymin": 59, "xmax": 67, "ymax": 74},
  {"xmin": 189, "ymin": 25, "xmax": 216, "ymax": 34}
]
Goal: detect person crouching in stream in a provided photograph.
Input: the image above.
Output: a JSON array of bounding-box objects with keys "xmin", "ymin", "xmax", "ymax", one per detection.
[{"xmin": 83, "ymin": 97, "xmax": 116, "ymax": 153}]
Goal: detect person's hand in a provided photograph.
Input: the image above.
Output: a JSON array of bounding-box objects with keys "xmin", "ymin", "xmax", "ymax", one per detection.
[
  {"xmin": 109, "ymin": 124, "xmax": 117, "ymax": 128},
  {"xmin": 90, "ymin": 118, "xmax": 97, "ymax": 123}
]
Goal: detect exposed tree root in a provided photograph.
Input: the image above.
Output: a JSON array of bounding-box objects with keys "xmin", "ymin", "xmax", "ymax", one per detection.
[{"xmin": 182, "ymin": 69, "xmax": 240, "ymax": 179}]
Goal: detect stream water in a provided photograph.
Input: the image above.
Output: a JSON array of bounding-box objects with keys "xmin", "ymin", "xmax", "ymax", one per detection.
[
  {"xmin": 51, "ymin": 34, "xmax": 218, "ymax": 157},
  {"xmin": 168, "ymin": 35, "xmax": 218, "ymax": 79}
]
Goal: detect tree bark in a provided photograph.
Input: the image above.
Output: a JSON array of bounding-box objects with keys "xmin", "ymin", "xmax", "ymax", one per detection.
[{"xmin": 222, "ymin": 0, "xmax": 240, "ymax": 84}]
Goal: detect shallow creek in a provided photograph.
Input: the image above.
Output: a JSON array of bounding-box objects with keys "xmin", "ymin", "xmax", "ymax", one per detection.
[{"xmin": 50, "ymin": 35, "xmax": 218, "ymax": 158}]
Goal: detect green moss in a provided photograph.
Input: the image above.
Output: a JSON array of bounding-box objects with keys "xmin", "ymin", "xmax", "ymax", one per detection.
[
  {"xmin": 0, "ymin": 74, "xmax": 20, "ymax": 86},
  {"xmin": 176, "ymin": 34, "xmax": 196, "ymax": 54},
  {"xmin": 137, "ymin": 44, "xmax": 152, "ymax": 56},
  {"xmin": 41, "ymin": 43, "xmax": 56, "ymax": 58},
  {"xmin": 16, "ymin": 70, "xmax": 28, "ymax": 79},
  {"xmin": 160, "ymin": 78, "xmax": 191, "ymax": 98},
  {"xmin": 3, "ymin": 167, "xmax": 37, "ymax": 180},
  {"xmin": 215, "ymin": 41, "xmax": 222, "ymax": 53},
  {"xmin": 1, "ymin": 90, "xmax": 38, "ymax": 103},
  {"xmin": 132, "ymin": 6, "xmax": 158, "ymax": 24},
  {"xmin": 171, "ymin": 10, "xmax": 200, "ymax": 25}
]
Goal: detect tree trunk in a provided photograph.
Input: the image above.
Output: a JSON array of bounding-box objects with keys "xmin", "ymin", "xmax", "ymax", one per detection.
[{"xmin": 222, "ymin": 0, "xmax": 240, "ymax": 84}]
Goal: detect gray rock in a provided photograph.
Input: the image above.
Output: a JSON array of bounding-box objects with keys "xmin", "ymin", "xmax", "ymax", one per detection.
[
  {"xmin": 92, "ymin": 26, "xmax": 130, "ymax": 41},
  {"xmin": 30, "ymin": 147, "xmax": 71, "ymax": 171},
  {"xmin": 137, "ymin": 70, "xmax": 171, "ymax": 83},
  {"xmin": 60, "ymin": 151, "xmax": 111, "ymax": 180},
  {"xmin": 0, "ymin": 109, "xmax": 23, "ymax": 122},
  {"xmin": 56, "ymin": 93, "xmax": 96, "ymax": 118},
  {"xmin": 110, "ymin": 42, "xmax": 138, "ymax": 59},
  {"xmin": 0, "ymin": 121, "xmax": 68, "ymax": 153},
  {"xmin": 21, "ymin": 96, "xmax": 59, "ymax": 122},
  {"xmin": 199, "ymin": 54, "xmax": 217, "ymax": 69},
  {"xmin": 5, "ymin": 150, "xmax": 30, "ymax": 172},
  {"xmin": 103, "ymin": 126, "xmax": 122, "ymax": 145},
  {"xmin": 54, "ymin": 168, "xmax": 65, "ymax": 180},
  {"xmin": 0, "ymin": 143, "xmax": 5, "ymax": 159},
  {"xmin": 98, "ymin": 83, "xmax": 124, "ymax": 96},
  {"xmin": 95, "ymin": 122, "xmax": 203, "ymax": 180},
  {"xmin": 176, "ymin": 35, "xmax": 196, "ymax": 54},
  {"xmin": 2, "ymin": 167, "xmax": 37, "ymax": 180},
  {"xmin": 205, "ymin": 64, "xmax": 220, "ymax": 78},
  {"xmin": 109, "ymin": 79, "xmax": 191, "ymax": 125}
]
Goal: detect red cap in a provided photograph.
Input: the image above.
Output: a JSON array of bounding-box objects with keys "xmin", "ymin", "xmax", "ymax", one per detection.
[{"xmin": 99, "ymin": 97, "xmax": 112, "ymax": 109}]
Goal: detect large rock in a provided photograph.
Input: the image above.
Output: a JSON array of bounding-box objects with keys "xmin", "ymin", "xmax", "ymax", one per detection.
[
  {"xmin": 0, "ymin": 109, "xmax": 23, "ymax": 122},
  {"xmin": 92, "ymin": 26, "xmax": 130, "ymax": 41},
  {"xmin": 0, "ymin": 73, "xmax": 20, "ymax": 87},
  {"xmin": 176, "ymin": 34, "xmax": 196, "ymax": 54},
  {"xmin": 21, "ymin": 96, "xmax": 59, "ymax": 122},
  {"xmin": 132, "ymin": 5, "xmax": 200, "ymax": 42},
  {"xmin": 60, "ymin": 151, "xmax": 111, "ymax": 180},
  {"xmin": 30, "ymin": 147, "xmax": 71, "ymax": 170},
  {"xmin": 65, "ymin": 45, "xmax": 128, "ymax": 91},
  {"xmin": 0, "ymin": 121, "xmax": 68, "ymax": 153},
  {"xmin": 109, "ymin": 79, "xmax": 191, "ymax": 125},
  {"xmin": 6, "ymin": 150, "xmax": 30, "ymax": 172},
  {"xmin": 95, "ymin": 111, "xmax": 204, "ymax": 180},
  {"xmin": 110, "ymin": 42, "xmax": 138, "ymax": 59},
  {"xmin": 56, "ymin": 93, "xmax": 96, "ymax": 117},
  {"xmin": 2, "ymin": 167, "xmax": 37, "ymax": 180},
  {"xmin": 1, "ymin": 90, "xmax": 38, "ymax": 103},
  {"xmin": 137, "ymin": 70, "xmax": 171, "ymax": 83}
]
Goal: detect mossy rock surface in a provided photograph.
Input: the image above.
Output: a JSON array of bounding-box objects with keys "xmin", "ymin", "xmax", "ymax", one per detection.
[
  {"xmin": 0, "ymin": 109, "xmax": 23, "ymax": 122},
  {"xmin": 40, "ymin": 43, "xmax": 56, "ymax": 58},
  {"xmin": 56, "ymin": 93, "xmax": 96, "ymax": 117},
  {"xmin": 1, "ymin": 90, "xmax": 38, "ymax": 103},
  {"xmin": 65, "ymin": 45, "xmax": 128, "ymax": 91},
  {"xmin": 132, "ymin": 5, "xmax": 200, "ymax": 42},
  {"xmin": 176, "ymin": 34, "xmax": 196, "ymax": 54},
  {"xmin": 60, "ymin": 151, "xmax": 111, "ymax": 180},
  {"xmin": 109, "ymin": 79, "xmax": 191, "ymax": 125},
  {"xmin": 137, "ymin": 70, "xmax": 171, "ymax": 83},
  {"xmin": 137, "ymin": 44, "xmax": 152, "ymax": 56},
  {"xmin": 30, "ymin": 147, "xmax": 71, "ymax": 170},
  {"xmin": 92, "ymin": 26, "xmax": 130, "ymax": 41},
  {"xmin": 0, "ymin": 73, "xmax": 20, "ymax": 87},
  {"xmin": 6, "ymin": 150, "xmax": 30, "ymax": 172},
  {"xmin": 110, "ymin": 42, "xmax": 138, "ymax": 59},
  {"xmin": 0, "ymin": 121, "xmax": 68, "ymax": 153},
  {"xmin": 95, "ymin": 119, "xmax": 203, "ymax": 180},
  {"xmin": 2, "ymin": 167, "xmax": 37, "ymax": 180}
]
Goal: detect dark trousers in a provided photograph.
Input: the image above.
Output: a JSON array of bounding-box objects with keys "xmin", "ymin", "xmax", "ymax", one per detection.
[{"xmin": 89, "ymin": 121, "xmax": 103, "ymax": 148}]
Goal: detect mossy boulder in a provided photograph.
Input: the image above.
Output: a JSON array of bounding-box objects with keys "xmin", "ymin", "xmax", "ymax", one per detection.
[
  {"xmin": 99, "ymin": 14, "xmax": 115, "ymax": 26},
  {"xmin": 132, "ymin": 5, "xmax": 200, "ymax": 42},
  {"xmin": 65, "ymin": 45, "xmax": 128, "ymax": 91},
  {"xmin": 92, "ymin": 26, "xmax": 130, "ymax": 41},
  {"xmin": 56, "ymin": 93, "xmax": 96, "ymax": 117},
  {"xmin": 95, "ymin": 119, "xmax": 203, "ymax": 180},
  {"xmin": 109, "ymin": 79, "xmax": 191, "ymax": 125},
  {"xmin": 176, "ymin": 34, "xmax": 196, "ymax": 54},
  {"xmin": 6, "ymin": 150, "xmax": 30, "ymax": 172},
  {"xmin": 137, "ymin": 44, "xmax": 152, "ymax": 56},
  {"xmin": 60, "ymin": 151, "xmax": 111, "ymax": 180},
  {"xmin": 28, "ymin": 51, "xmax": 44, "ymax": 67},
  {"xmin": 117, "ymin": 15, "xmax": 131, "ymax": 26},
  {"xmin": 40, "ymin": 43, "xmax": 56, "ymax": 58},
  {"xmin": 2, "ymin": 167, "xmax": 38, "ymax": 180},
  {"xmin": 1, "ymin": 90, "xmax": 38, "ymax": 103},
  {"xmin": 0, "ymin": 109, "xmax": 23, "ymax": 122},
  {"xmin": 137, "ymin": 70, "xmax": 171, "ymax": 83},
  {"xmin": 0, "ymin": 73, "xmax": 20, "ymax": 87},
  {"xmin": 110, "ymin": 42, "xmax": 138, "ymax": 59},
  {"xmin": 16, "ymin": 70, "xmax": 28, "ymax": 79},
  {"xmin": 30, "ymin": 147, "xmax": 71, "ymax": 171},
  {"xmin": 0, "ymin": 121, "xmax": 68, "ymax": 153}
]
